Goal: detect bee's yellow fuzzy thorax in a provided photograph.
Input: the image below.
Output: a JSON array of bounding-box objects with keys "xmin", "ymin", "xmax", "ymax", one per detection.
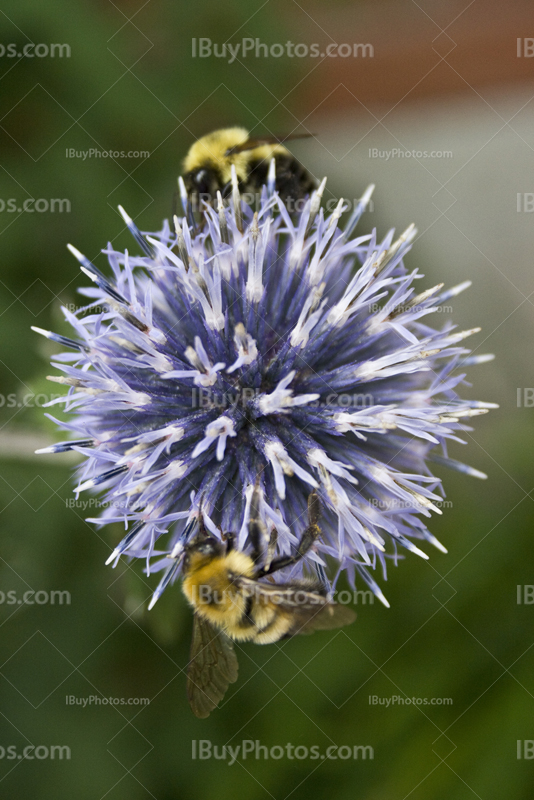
[
  {"xmin": 182, "ymin": 128, "xmax": 288, "ymax": 184},
  {"xmin": 182, "ymin": 549, "xmax": 255, "ymax": 628}
]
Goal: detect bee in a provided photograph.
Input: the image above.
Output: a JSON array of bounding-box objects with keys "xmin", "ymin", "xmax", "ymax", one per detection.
[
  {"xmin": 181, "ymin": 127, "xmax": 317, "ymax": 211},
  {"xmin": 181, "ymin": 489, "xmax": 356, "ymax": 718}
]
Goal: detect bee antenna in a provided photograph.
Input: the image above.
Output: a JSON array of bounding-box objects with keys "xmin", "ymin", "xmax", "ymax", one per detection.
[
  {"xmin": 194, "ymin": 494, "xmax": 209, "ymax": 541},
  {"xmin": 180, "ymin": 517, "xmax": 199, "ymax": 545},
  {"xmin": 307, "ymin": 491, "xmax": 321, "ymax": 527},
  {"xmin": 251, "ymin": 468, "xmax": 267, "ymax": 511},
  {"xmin": 254, "ymin": 464, "xmax": 266, "ymax": 484}
]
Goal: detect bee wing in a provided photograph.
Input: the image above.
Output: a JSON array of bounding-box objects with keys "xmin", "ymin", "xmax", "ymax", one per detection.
[
  {"xmin": 225, "ymin": 133, "xmax": 315, "ymax": 156},
  {"xmin": 186, "ymin": 614, "xmax": 239, "ymax": 718},
  {"xmin": 240, "ymin": 578, "xmax": 356, "ymax": 636},
  {"xmin": 293, "ymin": 602, "xmax": 357, "ymax": 635}
]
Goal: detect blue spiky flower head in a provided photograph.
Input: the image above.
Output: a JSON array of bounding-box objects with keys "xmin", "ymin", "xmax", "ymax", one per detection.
[{"xmin": 35, "ymin": 169, "xmax": 495, "ymax": 609}]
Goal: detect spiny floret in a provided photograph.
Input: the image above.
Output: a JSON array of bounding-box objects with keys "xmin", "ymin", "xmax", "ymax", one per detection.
[{"xmin": 34, "ymin": 176, "xmax": 496, "ymax": 608}]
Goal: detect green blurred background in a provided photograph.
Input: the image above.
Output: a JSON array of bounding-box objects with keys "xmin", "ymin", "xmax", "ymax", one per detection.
[{"xmin": 1, "ymin": 1, "xmax": 533, "ymax": 798}]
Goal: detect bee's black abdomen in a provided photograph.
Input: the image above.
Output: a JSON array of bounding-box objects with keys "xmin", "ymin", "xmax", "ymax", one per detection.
[{"xmin": 248, "ymin": 155, "xmax": 316, "ymax": 203}]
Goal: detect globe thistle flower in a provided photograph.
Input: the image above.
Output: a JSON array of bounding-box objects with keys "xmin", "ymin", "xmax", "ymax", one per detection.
[{"xmin": 34, "ymin": 170, "xmax": 495, "ymax": 609}]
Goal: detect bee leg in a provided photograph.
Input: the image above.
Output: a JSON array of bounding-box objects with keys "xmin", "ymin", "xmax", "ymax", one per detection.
[
  {"xmin": 248, "ymin": 482, "xmax": 267, "ymax": 565},
  {"xmin": 307, "ymin": 490, "xmax": 321, "ymax": 528},
  {"xmin": 256, "ymin": 492, "xmax": 321, "ymax": 577},
  {"xmin": 263, "ymin": 526, "xmax": 278, "ymax": 572},
  {"xmin": 197, "ymin": 508, "xmax": 209, "ymax": 542},
  {"xmin": 221, "ymin": 180, "xmax": 233, "ymax": 199},
  {"xmin": 186, "ymin": 201, "xmax": 198, "ymax": 235}
]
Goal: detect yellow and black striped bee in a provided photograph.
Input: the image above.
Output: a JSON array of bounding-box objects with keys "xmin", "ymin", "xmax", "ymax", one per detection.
[
  {"xmin": 181, "ymin": 490, "xmax": 356, "ymax": 718},
  {"xmin": 181, "ymin": 127, "xmax": 316, "ymax": 210}
]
